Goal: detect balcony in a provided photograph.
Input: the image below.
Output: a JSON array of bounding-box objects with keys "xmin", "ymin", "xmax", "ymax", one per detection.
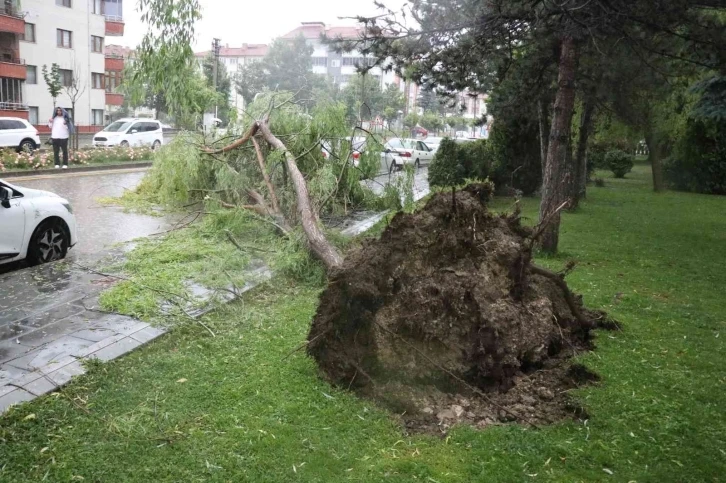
[
  {"xmin": 105, "ymin": 16, "xmax": 125, "ymax": 36},
  {"xmin": 0, "ymin": 3, "xmax": 24, "ymax": 35},
  {"xmin": 105, "ymin": 54, "xmax": 124, "ymax": 71},
  {"xmin": 105, "ymin": 92, "xmax": 124, "ymax": 106},
  {"xmin": 0, "ymin": 56, "xmax": 25, "ymax": 79},
  {"xmin": 0, "ymin": 76, "xmax": 27, "ymax": 115}
]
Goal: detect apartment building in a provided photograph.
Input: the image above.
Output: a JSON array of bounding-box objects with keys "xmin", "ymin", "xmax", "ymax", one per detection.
[
  {"xmin": 280, "ymin": 22, "xmax": 397, "ymax": 89},
  {"xmin": 0, "ymin": 0, "xmax": 125, "ymax": 130},
  {"xmin": 194, "ymin": 43, "xmax": 268, "ymax": 114}
]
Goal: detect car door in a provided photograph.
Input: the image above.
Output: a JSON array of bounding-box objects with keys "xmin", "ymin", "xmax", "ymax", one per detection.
[
  {"xmin": 127, "ymin": 122, "xmax": 144, "ymax": 146},
  {"xmin": 0, "ymin": 120, "xmax": 13, "ymax": 147},
  {"xmin": 0, "ymin": 183, "xmax": 26, "ymax": 259},
  {"xmin": 416, "ymin": 141, "xmax": 433, "ymax": 164},
  {"xmin": 148, "ymin": 122, "xmax": 162, "ymax": 145}
]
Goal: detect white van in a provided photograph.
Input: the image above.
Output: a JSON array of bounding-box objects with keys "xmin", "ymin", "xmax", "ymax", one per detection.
[{"xmin": 93, "ymin": 118, "xmax": 164, "ymax": 149}]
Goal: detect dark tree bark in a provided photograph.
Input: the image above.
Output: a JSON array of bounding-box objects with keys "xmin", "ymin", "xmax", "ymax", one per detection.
[
  {"xmin": 645, "ymin": 132, "xmax": 666, "ymax": 192},
  {"xmin": 538, "ymin": 98, "xmax": 550, "ymax": 183},
  {"xmin": 540, "ymin": 37, "xmax": 580, "ymax": 253},
  {"xmin": 571, "ymin": 96, "xmax": 595, "ymax": 208}
]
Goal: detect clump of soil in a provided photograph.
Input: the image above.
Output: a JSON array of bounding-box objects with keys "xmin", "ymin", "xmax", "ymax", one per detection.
[{"xmin": 308, "ymin": 184, "xmax": 613, "ymax": 433}]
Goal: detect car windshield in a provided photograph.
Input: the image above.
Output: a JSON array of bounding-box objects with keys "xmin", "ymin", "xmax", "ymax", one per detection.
[
  {"xmin": 104, "ymin": 121, "xmax": 133, "ymax": 133},
  {"xmin": 386, "ymin": 138, "xmax": 416, "ymax": 150}
]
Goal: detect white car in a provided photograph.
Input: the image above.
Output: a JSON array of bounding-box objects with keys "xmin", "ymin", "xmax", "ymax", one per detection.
[
  {"xmin": 0, "ymin": 179, "xmax": 77, "ymax": 265},
  {"xmin": 383, "ymin": 138, "xmax": 435, "ymax": 171},
  {"xmin": 93, "ymin": 118, "xmax": 164, "ymax": 149},
  {"xmin": 423, "ymin": 136, "xmax": 445, "ymax": 153},
  {"xmin": 0, "ymin": 117, "xmax": 41, "ymax": 152},
  {"xmin": 321, "ymin": 136, "xmax": 367, "ymax": 166}
]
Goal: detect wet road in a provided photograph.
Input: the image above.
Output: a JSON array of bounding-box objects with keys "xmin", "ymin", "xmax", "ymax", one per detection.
[{"xmin": 1, "ymin": 169, "xmax": 173, "ymax": 271}]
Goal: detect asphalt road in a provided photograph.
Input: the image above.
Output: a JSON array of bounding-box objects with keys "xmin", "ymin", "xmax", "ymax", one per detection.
[{"xmin": 1, "ymin": 169, "xmax": 174, "ymax": 273}]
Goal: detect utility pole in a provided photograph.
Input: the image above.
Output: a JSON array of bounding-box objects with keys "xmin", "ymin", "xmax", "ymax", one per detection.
[{"xmin": 212, "ymin": 38, "xmax": 221, "ymax": 118}]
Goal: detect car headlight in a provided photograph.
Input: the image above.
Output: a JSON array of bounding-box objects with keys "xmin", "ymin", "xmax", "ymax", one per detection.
[{"xmin": 62, "ymin": 202, "xmax": 73, "ymax": 214}]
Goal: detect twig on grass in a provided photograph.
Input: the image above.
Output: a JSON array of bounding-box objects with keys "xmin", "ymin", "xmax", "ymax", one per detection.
[{"xmin": 224, "ymin": 230, "xmax": 277, "ymax": 253}]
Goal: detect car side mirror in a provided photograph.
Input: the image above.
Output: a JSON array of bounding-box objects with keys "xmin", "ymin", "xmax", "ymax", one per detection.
[
  {"xmin": 130, "ymin": 129, "xmax": 138, "ymax": 134},
  {"xmin": 0, "ymin": 186, "xmax": 11, "ymax": 208},
  {"xmin": 384, "ymin": 148, "xmax": 391, "ymax": 153}
]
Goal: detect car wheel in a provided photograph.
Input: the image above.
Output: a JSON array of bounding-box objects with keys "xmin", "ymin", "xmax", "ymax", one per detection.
[
  {"xmin": 415, "ymin": 159, "xmax": 421, "ymax": 169},
  {"xmin": 26, "ymin": 219, "xmax": 69, "ymax": 266},
  {"xmin": 19, "ymin": 140, "xmax": 36, "ymax": 153},
  {"xmin": 152, "ymin": 140, "xmax": 161, "ymax": 150},
  {"xmin": 120, "ymin": 141, "xmax": 130, "ymax": 148}
]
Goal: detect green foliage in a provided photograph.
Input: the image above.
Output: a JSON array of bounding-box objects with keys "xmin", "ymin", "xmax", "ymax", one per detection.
[
  {"xmin": 340, "ymin": 74, "xmax": 385, "ymax": 123},
  {"xmin": 419, "ymin": 113, "xmax": 444, "ymax": 132},
  {"xmin": 41, "ymin": 63, "xmax": 62, "ymax": 106},
  {"xmin": 403, "ymin": 113, "xmax": 420, "ymax": 129},
  {"xmin": 202, "ymin": 54, "xmax": 233, "ymax": 125},
  {"xmin": 605, "ymin": 150, "xmax": 635, "ymax": 178},
  {"xmin": 428, "ymin": 138, "xmax": 463, "ymax": 188},
  {"xmin": 460, "ymin": 139, "xmax": 495, "ymax": 180},
  {"xmin": 487, "ymin": 117, "xmax": 542, "ymax": 195},
  {"xmin": 236, "ymin": 36, "xmax": 326, "ymax": 108},
  {"xmin": 131, "ymin": 0, "xmax": 202, "ymax": 120}
]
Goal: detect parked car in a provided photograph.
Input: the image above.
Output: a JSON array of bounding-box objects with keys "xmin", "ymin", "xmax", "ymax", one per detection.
[
  {"xmin": 322, "ymin": 136, "xmax": 367, "ymax": 166},
  {"xmin": 0, "ymin": 179, "xmax": 77, "ymax": 266},
  {"xmin": 0, "ymin": 117, "xmax": 41, "ymax": 152},
  {"xmin": 93, "ymin": 118, "xmax": 164, "ymax": 149},
  {"xmin": 423, "ymin": 136, "xmax": 445, "ymax": 153},
  {"xmin": 382, "ymin": 138, "xmax": 435, "ymax": 171}
]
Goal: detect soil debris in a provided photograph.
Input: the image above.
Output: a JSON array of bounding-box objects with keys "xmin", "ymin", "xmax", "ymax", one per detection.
[{"xmin": 308, "ymin": 184, "xmax": 614, "ymax": 434}]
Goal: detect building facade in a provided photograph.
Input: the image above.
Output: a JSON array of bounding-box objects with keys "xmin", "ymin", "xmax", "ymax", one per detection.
[
  {"xmin": 0, "ymin": 0, "xmax": 125, "ymax": 130},
  {"xmin": 194, "ymin": 43, "xmax": 268, "ymax": 115}
]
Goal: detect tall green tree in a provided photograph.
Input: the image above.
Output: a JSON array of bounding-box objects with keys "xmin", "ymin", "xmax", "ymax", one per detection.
[
  {"xmin": 202, "ymin": 54, "xmax": 232, "ymax": 124},
  {"xmin": 42, "ymin": 63, "xmax": 62, "ymax": 109},
  {"xmin": 236, "ymin": 36, "xmax": 325, "ymax": 107}
]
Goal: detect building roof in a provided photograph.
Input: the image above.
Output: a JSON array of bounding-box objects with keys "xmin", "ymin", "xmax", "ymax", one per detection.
[
  {"xmin": 281, "ymin": 22, "xmax": 363, "ymax": 41},
  {"xmin": 105, "ymin": 44, "xmax": 134, "ymax": 58},
  {"xmin": 194, "ymin": 44, "xmax": 269, "ymax": 59}
]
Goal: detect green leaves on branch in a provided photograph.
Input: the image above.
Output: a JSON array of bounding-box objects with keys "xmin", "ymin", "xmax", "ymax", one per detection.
[{"xmin": 129, "ymin": 0, "xmax": 204, "ymax": 119}]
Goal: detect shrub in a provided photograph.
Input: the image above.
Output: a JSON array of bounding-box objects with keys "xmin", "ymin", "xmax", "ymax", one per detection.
[
  {"xmin": 605, "ymin": 150, "xmax": 634, "ymax": 178},
  {"xmin": 460, "ymin": 139, "xmax": 495, "ymax": 180},
  {"xmin": 594, "ymin": 178, "xmax": 606, "ymax": 187},
  {"xmin": 428, "ymin": 138, "xmax": 463, "ymax": 188},
  {"xmin": 664, "ymin": 118, "xmax": 726, "ymax": 195},
  {"xmin": 487, "ymin": 117, "xmax": 542, "ymax": 195}
]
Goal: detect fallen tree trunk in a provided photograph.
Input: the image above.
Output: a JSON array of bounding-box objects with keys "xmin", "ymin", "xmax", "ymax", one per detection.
[{"xmin": 258, "ymin": 120, "xmax": 344, "ymax": 272}]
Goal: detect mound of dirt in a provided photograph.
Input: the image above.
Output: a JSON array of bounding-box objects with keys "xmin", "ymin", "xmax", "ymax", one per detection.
[{"xmin": 308, "ymin": 184, "xmax": 613, "ymax": 433}]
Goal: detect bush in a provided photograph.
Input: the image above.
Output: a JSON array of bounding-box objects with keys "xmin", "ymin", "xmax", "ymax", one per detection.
[
  {"xmin": 664, "ymin": 117, "xmax": 726, "ymax": 195},
  {"xmin": 605, "ymin": 150, "xmax": 634, "ymax": 178},
  {"xmin": 0, "ymin": 145, "xmax": 154, "ymax": 172},
  {"xmin": 460, "ymin": 139, "xmax": 495, "ymax": 180},
  {"xmin": 594, "ymin": 178, "xmax": 606, "ymax": 187},
  {"xmin": 487, "ymin": 119, "xmax": 542, "ymax": 195},
  {"xmin": 428, "ymin": 138, "xmax": 463, "ymax": 188}
]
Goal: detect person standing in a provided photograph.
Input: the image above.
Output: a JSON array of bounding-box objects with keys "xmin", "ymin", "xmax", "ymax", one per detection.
[{"xmin": 48, "ymin": 107, "xmax": 73, "ymax": 169}]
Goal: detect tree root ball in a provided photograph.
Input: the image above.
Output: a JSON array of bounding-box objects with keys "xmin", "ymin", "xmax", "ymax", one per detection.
[{"xmin": 308, "ymin": 184, "xmax": 614, "ymax": 433}]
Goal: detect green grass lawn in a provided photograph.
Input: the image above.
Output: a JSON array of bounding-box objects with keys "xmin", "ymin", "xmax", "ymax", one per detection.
[{"xmin": 1, "ymin": 163, "xmax": 725, "ymax": 482}]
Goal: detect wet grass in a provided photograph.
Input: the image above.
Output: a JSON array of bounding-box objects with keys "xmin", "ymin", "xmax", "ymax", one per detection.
[{"xmin": 1, "ymin": 162, "xmax": 725, "ymax": 481}]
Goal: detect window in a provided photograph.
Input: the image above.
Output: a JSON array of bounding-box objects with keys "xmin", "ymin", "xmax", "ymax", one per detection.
[
  {"xmin": 57, "ymin": 29, "xmax": 72, "ymax": 48},
  {"xmin": 104, "ymin": 0, "xmax": 123, "ymax": 19},
  {"xmin": 92, "ymin": 109, "xmax": 104, "ymax": 125},
  {"xmin": 229, "ymin": 58, "xmax": 238, "ymax": 65},
  {"xmin": 0, "ymin": 120, "xmax": 26, "ymax": 129},
  {"xmin": 105, "ymin": 70, "xmax": 121, "ymax": 92},
  {"xmin": 22, "ymin": 23, "xmax": 35, "ymax": 42},
  {"xmin": 0, "ymin": 78, "xmax": 25, "ymax": 108},
  {"xmin": 29, "ymin": 107, "xmax": 39, "ymax": 125},
  {"xmin": 312, "ymin": 57, "xmax": 328, "ymax": 67},
  {"xmin": 59, "ymin": 69, "xmax": 73, "ymax": 87},
  {"xmin": 91, "ymin": 36, "xmax": 103, "ymax": 53},
  {"xmin": 330, "ymin": 59, "xmax": 340, "ymax": 68},
  {"xmin": 92, "ymin": 73, "xmax": 104, "ymax": 89},
  {"xmin": 129, "ymin": 122, "xmax": 143, "ymax": 133},
  {"xmin": 26, "ymin": 66, "xmax": 37, "ymax": 84},
  {"xmin": 56, "ymin": 0, "xmax": 71, "ymax": 7},
  {"xmin": 92, "ymin": 0, "xmax": 103, "ymax": 14}
]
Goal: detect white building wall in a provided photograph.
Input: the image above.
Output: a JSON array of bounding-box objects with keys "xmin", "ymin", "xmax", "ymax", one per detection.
[{"xmin": 20, "ymin": 0, "xmax": 107, "ymax": 126}]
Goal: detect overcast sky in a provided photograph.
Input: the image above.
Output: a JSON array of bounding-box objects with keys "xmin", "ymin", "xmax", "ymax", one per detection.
[{"xmin": 121, "ymin": 0, "xmax": 406, "ymax": 51}]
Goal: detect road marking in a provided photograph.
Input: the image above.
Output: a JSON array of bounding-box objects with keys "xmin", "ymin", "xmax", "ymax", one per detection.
[{"xmin": 4, "ymin": 167, "xmax": 150, "ymax": 182}]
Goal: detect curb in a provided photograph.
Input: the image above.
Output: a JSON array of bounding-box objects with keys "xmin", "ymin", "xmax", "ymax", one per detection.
[{"xmin": 1, "ymin": 162, "xmax": 153, "ymax": 179}]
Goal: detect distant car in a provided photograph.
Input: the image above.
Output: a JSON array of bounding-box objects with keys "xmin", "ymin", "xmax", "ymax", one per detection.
[
  {"xmin": 322, "ymin": 136, "xmax": 367, "ymax": 167},
  {"xmin": 423, "ymin": 137, "xmax": 445, "ymax": 153},
  {"xmin": 93, "ymin": 118, "xmax": 164, "ymax": 149},
  {"xmin": 382, "ymin": 138, "xmax": 435, "ymax": 171},
  {"xmin": 0, "ymin": 117, "xmax": 41, "ymax": 152},
  {"xmin": 0, "ymin": 179, "xmax": 77, "ymax": 266}
]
